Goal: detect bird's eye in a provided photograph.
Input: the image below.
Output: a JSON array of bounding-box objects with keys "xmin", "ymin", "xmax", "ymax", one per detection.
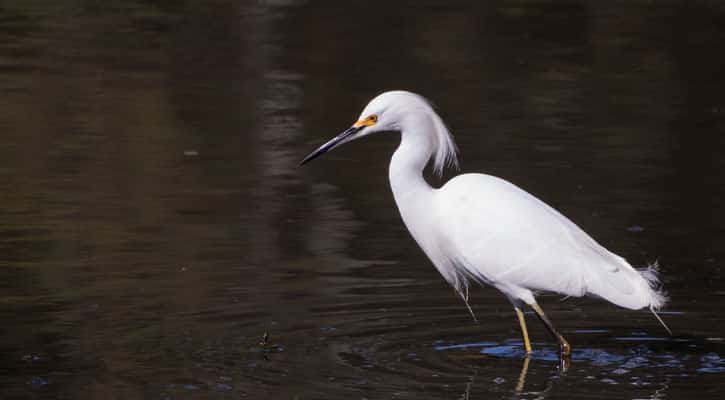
[{"xmin": 369, "ymin": 115, "xmax": 378, "ymax": 123}]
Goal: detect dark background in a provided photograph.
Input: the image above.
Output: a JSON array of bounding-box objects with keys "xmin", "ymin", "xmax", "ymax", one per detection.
[{"xmin": 1, "ymin": 1, "xmax": 724, "ymax": 399}]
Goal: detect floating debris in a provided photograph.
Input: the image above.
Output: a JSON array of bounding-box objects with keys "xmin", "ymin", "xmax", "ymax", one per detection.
[
  {"xmin": 28, "ymin": 376, "xmax": 48, "ymax": 388},
  {"xmin": 259, "ymin": 331, "xmax": 270, "ymax": 347},
  {"xmin": 214, "ymin": 383, "xmax": 233, "ymax": 391},
  {"xmin": 22, "ymin": 354, "xmax": 42, "ymax": 362}
]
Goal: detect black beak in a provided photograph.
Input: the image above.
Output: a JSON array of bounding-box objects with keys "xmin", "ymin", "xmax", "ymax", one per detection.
[{"xmin": 299, "ymin": 126, "xmax": 363, "ymax": 166}]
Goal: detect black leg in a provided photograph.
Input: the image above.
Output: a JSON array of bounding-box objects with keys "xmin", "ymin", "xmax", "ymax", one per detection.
[{"xmin": 531, "ymin": 302, "xmax": 571, "ymax": 358}]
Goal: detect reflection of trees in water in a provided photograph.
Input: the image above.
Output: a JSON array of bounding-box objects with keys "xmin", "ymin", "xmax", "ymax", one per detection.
[{"xmin": 0, "ymin": 1, "xmax": 372, "ymax": 395}]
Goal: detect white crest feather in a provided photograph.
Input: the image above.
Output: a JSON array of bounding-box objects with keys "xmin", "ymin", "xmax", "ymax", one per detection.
[
  {"xmin": 365, "ymin": 91, "xmax": 460, "ymax": 176},
  {"xmin": 428, "ymin": 107, "xmax": 460, "ymax": 176}
]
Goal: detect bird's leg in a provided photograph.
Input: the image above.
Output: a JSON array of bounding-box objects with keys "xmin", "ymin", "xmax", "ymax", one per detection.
[
  {"xmin": 514, "ymin": 306, "xmax": 533, "ymax": 354},
  {"xmin": 530, "ymin": 303, "xmax": 571, "ymax": 357}
]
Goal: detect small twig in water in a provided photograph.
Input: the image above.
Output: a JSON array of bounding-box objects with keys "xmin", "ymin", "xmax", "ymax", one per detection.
[{"xmin": 259, "ymin": 331, "xmax": 270, "ymax": 347}]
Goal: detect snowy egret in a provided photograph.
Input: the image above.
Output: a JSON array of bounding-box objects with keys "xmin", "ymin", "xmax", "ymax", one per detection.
[{"xmin": 300, "ymin": 91, "xmax": 670, "ymax": 357}]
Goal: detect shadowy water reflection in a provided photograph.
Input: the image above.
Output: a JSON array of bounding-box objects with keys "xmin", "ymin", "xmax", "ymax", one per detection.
[{"xmin": 0, "ymin": 0, "xmax": 724, "ymax": 399}]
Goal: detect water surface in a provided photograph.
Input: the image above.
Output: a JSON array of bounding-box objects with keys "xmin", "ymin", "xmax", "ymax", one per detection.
[{"xmin": 1, "ymin": 1, "xmax": 725, "ymax": 399}]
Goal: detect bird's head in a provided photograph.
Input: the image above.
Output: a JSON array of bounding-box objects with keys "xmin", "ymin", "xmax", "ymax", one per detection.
[
  {"xmin": 300, "ymin": 91, "xmax": 458, "ymax": 175},
  {"xmin": 299, "ymin": 91, "xmax": 423, "ymax": 165}
]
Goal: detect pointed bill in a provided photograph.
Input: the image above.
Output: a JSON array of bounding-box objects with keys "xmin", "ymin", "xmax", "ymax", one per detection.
[{"xmin": 299, "ymin": 126, "xmax": 363, "ymax": 165}]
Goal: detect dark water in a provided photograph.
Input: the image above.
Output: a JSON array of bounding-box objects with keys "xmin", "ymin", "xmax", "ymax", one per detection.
[{"xmin": 1, "ymin": 1, "xmax": 725, "ymax": 399}]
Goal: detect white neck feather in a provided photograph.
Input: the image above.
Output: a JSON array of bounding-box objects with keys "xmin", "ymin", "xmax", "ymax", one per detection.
[
  {"xmin": 388, "ymin": 120, "xmax": 436, "ymax": 238},
  {"xmin": 390, "ymin": 126, "xmax": 434, "ymax": 194},
  {"xmin": 386, "ymin": 103, "xmax": 465, "ymax": 296}
]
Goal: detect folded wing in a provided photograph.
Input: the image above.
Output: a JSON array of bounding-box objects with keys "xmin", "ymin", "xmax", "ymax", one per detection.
[{"xmin": 433, "ymin": 173, "xmax": 665, "ymax": 310}]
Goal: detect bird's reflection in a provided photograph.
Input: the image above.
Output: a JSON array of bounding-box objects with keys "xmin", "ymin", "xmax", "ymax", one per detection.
[
  {"xmin": 511, "ymin": 355, "xmax": 556, "ymax": 399},
  {"xmin": 453, "ymin": 354, "xmax": 556, "ymax": 399},
  {"xmin": 454, "ymin": 351, "xmax": 671, "ymax": 400},
  {"xmin": 453, "ymin": 356, "xmax": 551, "ymax": 399},
  {"xmin": 460, "ymin": 369, "xmax": 476, "ymax": 400},
  {"xmin": 514, "ymin": 356, "xmax": 530, "ymax": 393}
]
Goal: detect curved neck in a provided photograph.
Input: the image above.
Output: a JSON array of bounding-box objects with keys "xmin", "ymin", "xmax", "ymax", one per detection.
[{"xmin": 389, "ymin": 125, "xmax": 435, "ymax": 210}]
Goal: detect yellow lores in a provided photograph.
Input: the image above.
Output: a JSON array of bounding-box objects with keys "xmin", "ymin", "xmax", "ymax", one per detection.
[{"xmin": 354, "ymin": 114, "xmax": 378, "ymax": 127}]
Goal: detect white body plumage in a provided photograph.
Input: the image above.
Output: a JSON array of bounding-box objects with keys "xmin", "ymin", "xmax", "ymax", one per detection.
[
  {"xmin": 301, "ymin": 90, "xmax": 670, "ymax": 354},
  {"xmin": 382, "ymin": 91, "xmax": 665, "ymax": 312}
]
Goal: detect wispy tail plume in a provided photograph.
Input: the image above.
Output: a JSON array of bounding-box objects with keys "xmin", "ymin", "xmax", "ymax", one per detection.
[
  {"xmin": 640, "ymin": 260, "xmax": 671, "ymax": 335},
  {"xmin": 650, "ymin": 306, "xmax": 672, "ymax": 336},
  {"xmin": 458, "ymin": 284, "xmax": 478, "ymax": 323},
  {"xmin": 638, "ymin": 260, "xmax": 668, "ymax": 310}
]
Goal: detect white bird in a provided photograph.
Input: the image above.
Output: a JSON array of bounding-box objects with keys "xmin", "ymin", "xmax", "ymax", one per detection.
[{"xmin": 301, "ymin": 90, "xmax": 670, "ymax": 357}]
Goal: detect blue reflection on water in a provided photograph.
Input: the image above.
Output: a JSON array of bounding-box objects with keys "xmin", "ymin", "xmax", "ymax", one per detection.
[{"xmin": 435, "ymin": 335, "xmax": 725, "ymax": 375}]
